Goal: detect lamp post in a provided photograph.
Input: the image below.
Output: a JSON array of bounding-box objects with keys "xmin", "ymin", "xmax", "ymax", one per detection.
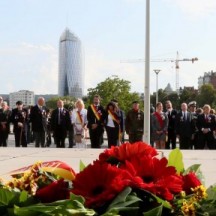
[
  {"xmin": 143, "ymin": 0, "xmax": 150, "ymax": 144},
  {"xmin": 153, "ymin": 69, "xmax": 161, "ymax": 105}
]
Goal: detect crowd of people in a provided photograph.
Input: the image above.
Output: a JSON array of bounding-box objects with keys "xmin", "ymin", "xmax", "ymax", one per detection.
[{"xmin": 0, "ymin": 94, "xmax": 216, "ymax": 149}]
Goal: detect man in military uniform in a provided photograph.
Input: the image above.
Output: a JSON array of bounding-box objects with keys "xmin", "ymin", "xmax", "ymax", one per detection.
[
  {"xmin": 125, "ymin": 101, "xmax": 144, "ymax": 143},
  {"xmin": 10, "ymin": 101, "xmax": 28, "ymax": 147},
  {"xmin": 188, "ymin": 101, "xmax": 199, "ymax": 149}
]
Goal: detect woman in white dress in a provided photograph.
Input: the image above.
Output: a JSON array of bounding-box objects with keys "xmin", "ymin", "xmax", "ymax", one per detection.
[{"xmin": 72, "ymin": 99, "xmax": 88, "ymax": 148}]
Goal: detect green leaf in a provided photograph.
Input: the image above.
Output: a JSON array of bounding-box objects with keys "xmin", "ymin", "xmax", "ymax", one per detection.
[
  {"xmin": 70, "ymin": 193, "xmax": 85, "ymax": 205},
  {"xmin": 143, "ymin": 204, "xmax": 163, "ymax": 216},
  {"xmin": 0, "ymin": 188, "xmax": 16, "ymax": 206},
  {"xmin": 168, "ymin": 148, "xmax": 184, "ymax": 174},
  {"xmin": 107, "ymin": 187, "xmax": 132, "ymax": 208},
  {"xmin": 206, "ymin": 185, "xmax": 216, "ymax": 200},
  {"xmin": 184, "ymin": 164, "xmax": 201, "ymax": 174},
  {"xmin": 103, "ymin": 187, "xmax": 141, "ymax": 216},
  {"xmin": 151, "ymin": 194, "xmax": 171, "ymax": 209},
  {"xmin": 19, "ymin": 191, "xmax": 28, "ymax": 203},
  {"xmin": 79, "ymin": 160, "xmax": 86, "ymax": 172}
]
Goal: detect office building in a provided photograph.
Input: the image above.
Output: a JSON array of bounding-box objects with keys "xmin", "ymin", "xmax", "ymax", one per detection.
[
  {"xmin": 58, "ymin": 28, "xmax": 84, "ymax": 98},
  {"xmin": 9, "ymin": 90, "xmax": 35, "ymax": 108}
]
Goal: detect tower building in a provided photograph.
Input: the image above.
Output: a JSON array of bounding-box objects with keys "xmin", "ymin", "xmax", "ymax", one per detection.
[{"xmin": 58, "ymin": 28, "xmax": 84, "ymax": 98}]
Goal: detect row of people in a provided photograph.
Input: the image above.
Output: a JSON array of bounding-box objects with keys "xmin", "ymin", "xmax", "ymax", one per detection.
[
  {"xmin": 1, "ymin": 94, "xmax": 216, "ymax": 150},
  {"xmin": 156, "ymin": 100, "xmax": 216, "ymax": 149},
  {"xmin": 0, "ymin": 96, "xmax": 125, "ymax": 148}
]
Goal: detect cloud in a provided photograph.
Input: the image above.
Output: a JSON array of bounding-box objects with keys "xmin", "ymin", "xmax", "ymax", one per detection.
[
  {"xmin": 21, "ymin": 42, "xmax": 55, "ymax": 52},
  {"xmin": 163, "ymin": 0, "xmax": 216, "ymax": 18},
  {"xmin": 0, "ymin": 42, "xmax": 58, "ymax": 94},
  {"xmin": 84, "ymin": 49, "xmax": 145, "ymax": 95}
]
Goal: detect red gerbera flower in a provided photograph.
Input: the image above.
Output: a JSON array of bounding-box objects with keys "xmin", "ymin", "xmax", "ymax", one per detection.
[
  {"xmin": 99, "ymin": 142, "xmax": 157, "ymax": 163},
  {"xmin": 71, "ymin": 160, "xmax": 139, "ymax": 208},
  {"xmin": 182, "ymin": 172, "xmax": 201, "ymax": 194},
  {"xmin": 121, "ymin": 156, "xmax": 183, "ymax": 201},
  {"xmin": 36, "ymin": 179, "xmax": 70, "ymax": 203}
]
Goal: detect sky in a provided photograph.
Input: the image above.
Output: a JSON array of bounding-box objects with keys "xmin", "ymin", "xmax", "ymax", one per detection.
[{"xmin": 0, "ymin": 0, "xmax": 216, "ymax": 95}]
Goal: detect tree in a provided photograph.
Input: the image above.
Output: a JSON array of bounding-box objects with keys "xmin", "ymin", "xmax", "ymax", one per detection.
[
  {"xmin": 87, "ymin": 76, "xmax": 141, "ymax": 113},
  {"xmin": 196, "ymin": 84, "xmax": 216, "ymax": 108},
  {"xmin": 46, "ymin": 96, "xmax": 76, "ymax": 110},
  {"xmin": 179, "ymin": 88, "xmax": 198, "ymax": 107}
]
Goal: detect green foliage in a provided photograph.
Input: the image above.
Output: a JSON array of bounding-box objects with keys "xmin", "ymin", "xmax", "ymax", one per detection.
[
  {"xmin": 87, "ymin": 76, "xmax": 141, "ymax": 113},
  {"xmin": 79, "ymin": 160, "xmax": 86, "ymax": 172},
  {"xmin": 197, "ymin": 84, "xmax": 216, "ymax": 108},
  {"xmin": 102, "ymin": 187, "xmax": 141, "ymax": 215},
  {"xmin": 143, "ymin": 204, "xmax": 163, "ymax": 216},
  {"xmin": 168, "ymin": 148, "xmax": 184, "ymax": 174},
  {"xmin": 46, "ymin": 96, "xmax": 76, "ymax": 110}
]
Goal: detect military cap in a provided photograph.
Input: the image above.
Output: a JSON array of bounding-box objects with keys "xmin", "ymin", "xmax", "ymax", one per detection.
[
  {"xmin": 132, "ymin": 100, "xmax": 139, "ymax": 104},
  {"xmin": 188, "ymin": 101, "xmax": 196, "ymax": 107}
]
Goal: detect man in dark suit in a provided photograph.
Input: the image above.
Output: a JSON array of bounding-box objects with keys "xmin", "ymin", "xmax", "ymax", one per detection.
[
  {"xmin": 10, "ymin": 101, "xmax": 28, "ymax": 147},
  {"xmin": 165, "ymin": 100, "xmax": 178, "ymax": 149},
  {"xmin": 30, "ymin": 97, "xmax": 47, "ymax": 147},
  {"xmin": 0, "ymin": 102, "xmax": 11, "ymax": 147},
  {"xmin": 196, "ymin": 104, "xmax": 216, "ymax": 149},
  {"xmin": 87, "ymin": 95, "xmax": 106, "ymax": 148},
  {"xmin": 51, "ymin": 100, "xmax": 71, "ymax": 148},
  {"xmin": 188, "ymin": 101, "xmax": 198, "ymax": 149},
  {"xmin": 176, "ymin": 103, "xmax": 195, "ymax": 149}
]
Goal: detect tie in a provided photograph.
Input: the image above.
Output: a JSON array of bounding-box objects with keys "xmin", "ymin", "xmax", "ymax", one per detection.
[
  {"xmin": 184, "ymin": 112, "xmax": 187, "ymax": 121},
  {"xmin": 58, "ymin": 108, "xmax": 61, "ymax": 124}
]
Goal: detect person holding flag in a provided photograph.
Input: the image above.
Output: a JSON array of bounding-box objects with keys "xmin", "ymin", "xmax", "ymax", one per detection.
[{"xmin": 87, "ymin": 95, "xmax": 106, "ymax": 148}]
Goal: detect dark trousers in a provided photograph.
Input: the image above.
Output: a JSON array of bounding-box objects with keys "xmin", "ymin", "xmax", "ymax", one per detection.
[
  {"xmin": 196, "ymin": 132, "xmax": 216, "ymax": 149},
  {"xmin": 166, "ymin": 129, "xmax": 176, "ymax": 149},
  {"xmin": 129, "ymin": 132, "xmax": 143, "ymax": 144},
  {"xmin": 106, "ymin": 126, "xmax": 119, "ymax": 148},
  {"xmin": 0, "ymin": 131, "xmax": 8, "ymax": 147},
  {"xmin": 89, "ymin": 127, "xmax": 104, "ymax": 148},
  {"xmin": 179, "ymin": 136, "xmax": 191, "ymax": 149},
  {"xmin": 54, "ymin": 126, "xmax": 67, "ymax": 148},
  {"xmin": 14, "ymin": 130, "xmax": 27, "ymax": 147},
  {"xmin": 68, "ymin": 128, "xmax": 74, "ymax": 148},
  {"xmin": 34, "ymin": 131, "xmax": 46, "ymax": 147}
]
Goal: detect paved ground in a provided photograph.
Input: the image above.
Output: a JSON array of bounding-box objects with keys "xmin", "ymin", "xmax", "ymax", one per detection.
[
  {"xmin": 3, "ymin": 134, "xmax": 216, "ymax": 188},
  {"xmin": 7, "ymin": 133, "xmax": 107, "ymax": 148}
]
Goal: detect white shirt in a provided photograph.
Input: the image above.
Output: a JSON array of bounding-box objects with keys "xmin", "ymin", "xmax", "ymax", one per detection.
[{"xmin": 106, "ymin": 114, "xmax": 115, "ymax": 128}]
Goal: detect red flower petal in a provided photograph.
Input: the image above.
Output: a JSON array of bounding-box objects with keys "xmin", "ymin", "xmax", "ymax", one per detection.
[{"xmin": 36, "ymin": 179, "xmax": 69, "ymax": 203}]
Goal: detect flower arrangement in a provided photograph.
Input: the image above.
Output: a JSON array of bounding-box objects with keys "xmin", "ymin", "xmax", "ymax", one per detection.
[{"xmin": 0, "ymin": 142, "xmax": 216, "ymax": 216}]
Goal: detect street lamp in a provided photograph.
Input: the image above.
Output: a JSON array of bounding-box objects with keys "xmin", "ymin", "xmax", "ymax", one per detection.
[
  {"xmin": 153, "ymin": 69, "xmax": 161, "ymax": 105},
  {"xmin": 143, "ymin": 0, "xmax": 150, "ymax": 144}
]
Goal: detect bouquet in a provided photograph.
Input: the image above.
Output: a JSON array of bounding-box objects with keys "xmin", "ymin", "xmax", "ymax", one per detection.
[{"xmin": 0, "ymin": 142, "xmax": 216, "ymax": 216}]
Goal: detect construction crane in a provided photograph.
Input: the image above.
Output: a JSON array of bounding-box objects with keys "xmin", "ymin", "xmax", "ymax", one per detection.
[{"xmin": 120, "ymin": 51, "xmax": 198, "ymax": 94}]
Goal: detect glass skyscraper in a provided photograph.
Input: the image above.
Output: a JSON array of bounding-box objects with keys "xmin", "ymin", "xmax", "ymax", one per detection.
[{"xmin": 58, "ymin": 28, "xmax": 84, "ymax": 98}]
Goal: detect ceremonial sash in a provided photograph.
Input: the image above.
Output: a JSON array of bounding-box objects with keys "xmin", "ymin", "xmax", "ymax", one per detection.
[
  {"xmin": 90, "ymin": 104, "xmax": 101, "ymax": 121},
  {"xmin": 9, "ymin": 160, "xmax": 76, "ymax": 181},
  {"xmin": 154, "ymin": 112, "xmax": 164, "ymax": 129},
  {"xmin": 108, "ymin": 110, "xmax": 120, "ymax": 125},
  {"xmin": 108, "ymin": 110, "xmax": 121, "ymax": 142},
  {"xmin": 76, "ymin": 111, "xmax": 83, "ymax": 125}
]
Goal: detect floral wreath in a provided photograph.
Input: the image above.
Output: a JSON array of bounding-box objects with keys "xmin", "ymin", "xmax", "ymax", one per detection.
[{"xmin": 0, "ymin": 142, "xmax": 215, "ymax": 216}]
